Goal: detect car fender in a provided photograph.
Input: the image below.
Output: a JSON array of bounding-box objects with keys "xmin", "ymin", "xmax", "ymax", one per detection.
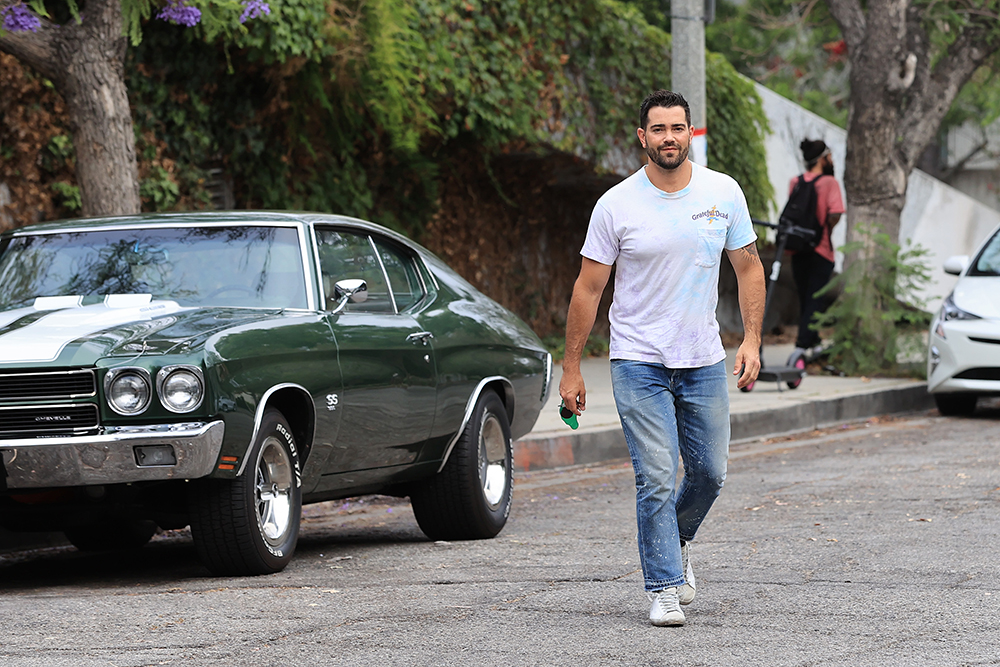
[
  {"xmin": 437, "ymin": 375, "xmax": 514, "ymax": 473},
  {"xmin": 236, "ymin": 382, "xmax": 316, "ymax": 480}
]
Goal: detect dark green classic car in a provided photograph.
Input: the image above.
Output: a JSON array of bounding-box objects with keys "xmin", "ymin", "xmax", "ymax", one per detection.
[{"xmin": 0, "ymin": 212, "xmax": 552, "ymax": 575}]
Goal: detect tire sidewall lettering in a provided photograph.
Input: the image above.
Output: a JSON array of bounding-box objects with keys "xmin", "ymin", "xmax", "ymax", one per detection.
[
  {"xmin": 256, "ymin": 414, "xmax": 301, "ymax": 561},
  {"xmin": 275, "ymin": 421, "xmax": 303, "ymax": 488}
]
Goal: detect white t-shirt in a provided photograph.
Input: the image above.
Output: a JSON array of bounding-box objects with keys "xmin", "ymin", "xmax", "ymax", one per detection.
[{"xmin": 581, "ymin": 162, "xmax": 756, "ymax": 368}]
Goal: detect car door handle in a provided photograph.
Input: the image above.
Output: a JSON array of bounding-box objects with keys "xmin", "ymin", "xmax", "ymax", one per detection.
[{"xmin": 406, "ymin": 331, "xmax": 434, "ymax": 345}]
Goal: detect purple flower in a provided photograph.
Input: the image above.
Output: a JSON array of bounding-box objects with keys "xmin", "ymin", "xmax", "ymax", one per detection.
[
  {"xmin": 239, "ymin": 0, "xmax": 270, "ymax": 23},
  {"xmin": 157, "ymin": 0, "xmax": 201, "ymax": 27},
  {"xmin": 1, "ymin": 4, "xmax": 41, "ymax": 32}
]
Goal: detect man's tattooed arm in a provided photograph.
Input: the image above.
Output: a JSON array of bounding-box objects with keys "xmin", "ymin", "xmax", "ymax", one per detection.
[{"xmin": 734, "ymin": 241, "xmax": 763, "ymax": 268}]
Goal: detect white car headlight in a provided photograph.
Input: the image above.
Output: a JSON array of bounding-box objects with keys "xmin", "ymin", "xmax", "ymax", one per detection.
[
  {"xmin": 940, "ymin": 294, "xmax": 980, "ymax": 322},
  {"xmin": 157, "ymin": 365, "xmax": 205, "ymax": 413},
  {"xmin": 105, "ymin": 368, "xmax": 152, "ymax": 415}
]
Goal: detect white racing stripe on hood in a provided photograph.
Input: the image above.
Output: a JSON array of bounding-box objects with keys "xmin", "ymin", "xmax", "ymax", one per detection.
[
  {"xmin": 0, "ymin": 300, "xmax": 185, "ymax": 363},
  {"xmin": 0, "ymin": 307, "xmax": 37, "ymax": 331}
]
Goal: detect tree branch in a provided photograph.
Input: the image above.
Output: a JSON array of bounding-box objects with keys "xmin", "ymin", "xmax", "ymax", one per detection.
[
  {"xmin": 941, "ymin": 137, "xmax": 989, "ymax": 182},
  {"xmin": 823, "ymin": 0, "xmax": 866, "ymax": 53},
  {"xmin": 898, "ymin": 22, "xmax": 1000, "ymax": 167},
  {"xmin": 0, "ymin": 19, "xmax": 61, "ymax": 83}
]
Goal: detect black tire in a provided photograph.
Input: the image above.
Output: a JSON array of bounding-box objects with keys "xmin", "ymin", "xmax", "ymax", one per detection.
[
  {"xmin": 934, "ymin": 394, "xmax": 977, "ymax": 417},
  {"xmin": 410, "ymin": 390, "xmax": 513, "ymax": 541},
  {"xmin": 64, "ymin": 520, "xmax": 157, "ymax": 552},
  {"xmin": 188, "ymin": 409, "xmax": 302, "ymax": 576}
]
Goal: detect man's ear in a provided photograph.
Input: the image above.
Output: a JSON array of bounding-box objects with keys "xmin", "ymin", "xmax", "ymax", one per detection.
[{"xmin": 636, "ymin": 127, "xmax": 646, "ymax": 148}]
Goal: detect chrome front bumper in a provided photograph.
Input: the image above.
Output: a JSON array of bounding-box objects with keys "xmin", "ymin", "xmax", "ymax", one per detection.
[{"xmin": 0, "ymin": 420, "xmax": 225, "ymax": 490}]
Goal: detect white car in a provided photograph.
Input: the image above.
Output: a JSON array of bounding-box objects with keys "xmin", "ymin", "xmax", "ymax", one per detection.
[{"xmin": 927, "ymin": 224, "xmax": 1000, "ymax": 415}]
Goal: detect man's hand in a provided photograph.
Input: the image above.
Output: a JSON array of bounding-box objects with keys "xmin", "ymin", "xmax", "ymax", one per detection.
[
  {"xmin": 558, "ymin": 367, "xmax": 587, "ymax": 416},
  {"xmin": 733, "ymin": 340, "xmax": 761, "ymax": 389}
]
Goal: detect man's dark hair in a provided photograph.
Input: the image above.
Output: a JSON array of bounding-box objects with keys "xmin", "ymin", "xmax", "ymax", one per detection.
[
  {"xmin": 801, "ymin": 139, "xmax": 829, "ymax": 169},
  {"xmin": 639, "ymin": 90, "xmax": 692, "ymax": 129}
]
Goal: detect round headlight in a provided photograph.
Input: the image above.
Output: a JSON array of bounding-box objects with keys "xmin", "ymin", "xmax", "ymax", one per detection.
[
  {"xmin": 106, "ymin": 369, "xmax": 152, "ymax": 415},
  {"xmin": 157, "ymin": 366, "xmax": 204, "ymax": 413}
]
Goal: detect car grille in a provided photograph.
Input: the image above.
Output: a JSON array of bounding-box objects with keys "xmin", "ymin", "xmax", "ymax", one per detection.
[
  {"xmin": 0, "ymin": 369, "xmax": 97, "ymax": 402},
  {"xmin": 0, "ymin": 404, "xmax": 100, "ymax": 438},
  {"xmin": 954, "ymin": 367, "xmax": 1000, "ymax": 381}
]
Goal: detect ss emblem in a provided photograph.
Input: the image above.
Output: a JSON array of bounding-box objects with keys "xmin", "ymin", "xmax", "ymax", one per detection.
[{"xmin": 326, "ymin": 394, "xmax": 339, "ymax": 411}]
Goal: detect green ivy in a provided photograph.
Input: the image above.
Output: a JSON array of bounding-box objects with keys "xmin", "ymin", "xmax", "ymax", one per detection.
[
  {"xmin": 123, "ymin": 0, "xmax": 773, "ymax": 231},
  {"xmin": 706, "ymin": 52, "xmax": 773, "ymax": 218},
  {"xmin": 50, "ymin": 181, "xmax": 81, "ymax": 212},
  {"xmin": 139, "ymin": 165, "xmax": 181, "ymax": 209}
]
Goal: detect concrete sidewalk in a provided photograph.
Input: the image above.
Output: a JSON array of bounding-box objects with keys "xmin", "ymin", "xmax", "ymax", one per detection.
[{"xmin": 514, "ymin": 344, "xmax": 934, "ymax": 471}]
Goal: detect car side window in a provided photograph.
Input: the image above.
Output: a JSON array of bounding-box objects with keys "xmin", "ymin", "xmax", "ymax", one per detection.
[
  {"xmin": 316, "ymin": 229, "xmax": 393, "ymax": 313},
  {"xmin": 374, "ymin": 239, "xmax": 424, "ymax": 312}
]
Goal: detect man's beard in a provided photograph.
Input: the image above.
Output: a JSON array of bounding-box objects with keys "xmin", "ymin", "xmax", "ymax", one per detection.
[{"xmin": 646, "ymin": 141, "xmax": 689, "ymax": 170}]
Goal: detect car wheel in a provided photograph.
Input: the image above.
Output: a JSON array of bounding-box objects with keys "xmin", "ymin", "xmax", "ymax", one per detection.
[
  {"xmin": 934, "ymin": 394, "xmax": 977, "ymax": 417},
  {"xmin": 410, "ymin": 390, "xmax": 513, "ymax": 541},
  {"xmin": 64, "ymin": 520, "xmax": 157, "ymax": 552},
  {"xmin": 188, "ymin": 409, "xmax": 302, "ymax": 576}
]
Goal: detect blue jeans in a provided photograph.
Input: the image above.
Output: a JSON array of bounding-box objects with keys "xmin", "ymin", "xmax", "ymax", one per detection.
[{"xmin": 610, "ymin": 359, "xmax": 730, "ymax": 592}]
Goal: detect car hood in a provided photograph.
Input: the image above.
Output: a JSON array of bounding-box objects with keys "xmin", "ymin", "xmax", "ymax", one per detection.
[
  {"xmin": 953, "ymin": 278, "xmax": 1000, "ymax": 319},
  {"xmin": 0, "ymin": 299, "xmax": 282, "ymax": 366}
]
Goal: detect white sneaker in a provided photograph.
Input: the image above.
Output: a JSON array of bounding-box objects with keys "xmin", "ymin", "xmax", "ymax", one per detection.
[
  {"xmin": 679, "ymin": 541, "xmax": 696, "ymax": 605},
  {"xmin": 648, "ymin": 587, "xmax": 685, "ymax": 626}
]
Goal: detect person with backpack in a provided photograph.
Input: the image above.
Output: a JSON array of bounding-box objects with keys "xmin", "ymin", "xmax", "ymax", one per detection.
[{"xmin": 784, "ymin": 138, "xmax": 845, "ymax": 358}]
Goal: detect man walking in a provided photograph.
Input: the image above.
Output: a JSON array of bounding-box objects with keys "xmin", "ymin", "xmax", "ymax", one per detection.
[
  {"xmin": 789, "ymin": 139, "xmax": 845, "ymax": 357},
  {"xmin": 559, "ymin": 90, "xmax": 765, "ymax": 626}
]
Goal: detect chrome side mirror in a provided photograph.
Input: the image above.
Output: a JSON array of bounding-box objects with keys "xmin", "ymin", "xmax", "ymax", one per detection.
[
  {"xmin": 943, "ymin": 255, "xmax": 969, "ymax": 276},
  {"xmin": 330, "ymin": 279, "xmax": 368, "ymax": 314}
]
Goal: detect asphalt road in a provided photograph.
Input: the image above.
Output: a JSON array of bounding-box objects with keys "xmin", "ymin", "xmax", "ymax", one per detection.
[{"xmin": 1, "ymin": 408, "xmax": 999, "ymax": 666}]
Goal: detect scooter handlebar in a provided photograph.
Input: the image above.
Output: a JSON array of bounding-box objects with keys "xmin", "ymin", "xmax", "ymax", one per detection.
[{"xmin": 752, "ymin": 219, "xmax": 816, "ymax": 240}]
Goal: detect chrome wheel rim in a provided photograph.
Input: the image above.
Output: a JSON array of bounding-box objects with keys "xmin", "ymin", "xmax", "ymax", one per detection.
[
  {"xmin": 255, "ymin": 435, "xmax": 293, "ymax": 545},
  {"xmin": 479, "ymin": 413, "xmax": 509, "ymax": 508}
]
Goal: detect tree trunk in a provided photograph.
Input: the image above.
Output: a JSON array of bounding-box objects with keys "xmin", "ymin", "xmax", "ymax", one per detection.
[
  {"xmin": 57, "ymin": 0, "xmax": 140, "ymax": 217},
  {"xmin": 0, "ymin": 0, "xmax": 140, "ymax": 218},
  {"xmin": 825, "ymin": 0, "xmax": 998, "ymax": 273},
  {"xmin": 841, "ymin": 29, "xmax": 908, "ymax": 266}
]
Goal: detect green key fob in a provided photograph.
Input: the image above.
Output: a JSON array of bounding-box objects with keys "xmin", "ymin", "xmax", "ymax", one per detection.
[{"xmin": 559, "ymin": 400, "xmax": 579, "ymax": 430}]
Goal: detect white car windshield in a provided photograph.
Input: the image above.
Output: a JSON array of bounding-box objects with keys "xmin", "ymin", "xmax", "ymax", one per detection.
[
  {"xmin": 0, "ymin": 226, "xmax": 308, "ymax": 311},
  {"xmin": 971, "ymin": 229, "xmax": 1000, "ymax": 277}
]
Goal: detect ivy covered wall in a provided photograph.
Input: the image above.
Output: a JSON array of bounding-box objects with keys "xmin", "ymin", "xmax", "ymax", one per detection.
[
  {"xmin": 124, "ymin": 0, "xmax": 772, "ymax": 229},
  {"xmin": 1, "ymin": 0, "xmax": 773, "ymax": 336}
]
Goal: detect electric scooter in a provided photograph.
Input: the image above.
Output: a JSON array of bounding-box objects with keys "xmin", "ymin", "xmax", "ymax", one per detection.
[{"xmin": 739, "ymin": 219, "xmax": 814, "ymax": 393}]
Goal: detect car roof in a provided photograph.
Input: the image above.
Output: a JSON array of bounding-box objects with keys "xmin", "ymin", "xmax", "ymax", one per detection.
[{"xmin": 3, "ymin": 211, "xmax": 418, "ymax": 247}]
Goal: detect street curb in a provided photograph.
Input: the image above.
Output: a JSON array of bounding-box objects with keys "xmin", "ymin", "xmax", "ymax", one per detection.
[
  {"xmin": 729, "ymin": 383, "xmax": 934, "ymax": 443},
  {"xmin": 513, "ymin": 383, "xmax": 934, "ymax": 472}
]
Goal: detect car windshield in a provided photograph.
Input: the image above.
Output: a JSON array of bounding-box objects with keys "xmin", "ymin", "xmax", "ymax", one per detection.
[
  {"xmin": 0, "ymin": 226, "xmax": 308, "ymax": 311},
  {"xmin": 970, "ymin": 228, "xmax": 1000, "ymax": 277}
]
